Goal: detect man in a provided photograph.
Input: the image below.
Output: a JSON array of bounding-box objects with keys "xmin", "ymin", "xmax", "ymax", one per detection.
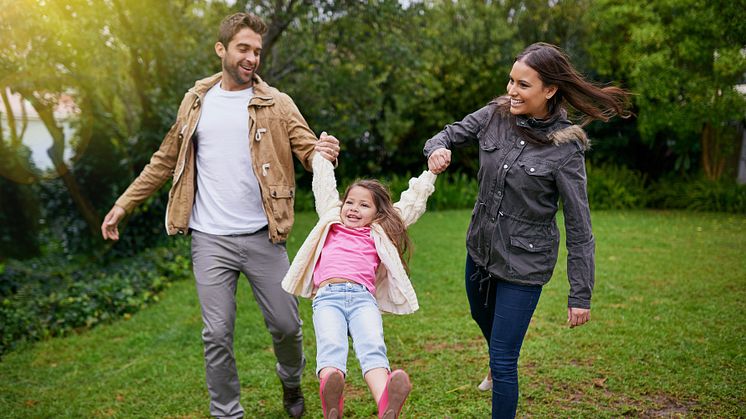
[{"xmin": 101, "ymin": 12, "xmax": 339, "ymax": 418}]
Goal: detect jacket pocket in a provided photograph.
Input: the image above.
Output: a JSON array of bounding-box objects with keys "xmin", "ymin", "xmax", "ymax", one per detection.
[
  {"xmin": 510, "ymin": 235, "xmax": 552, "ymax": 252},
  {"xmin": 478, "ymin": 131, "xmax": 501, "ymax": 152},
  {"xmin": 269, "ymin": 185, "xmax": 295, "ymax": 235},
  {"xmin": 517, "ymin": 157, "xmax": 553, "ymax": 175},
  {"xmin": 515, "ymin": 159, "xmax": 554, "ymax": 195},
  {"xmin": 507, "ymin": 235, "xmax": 554, "ymax": 279}
]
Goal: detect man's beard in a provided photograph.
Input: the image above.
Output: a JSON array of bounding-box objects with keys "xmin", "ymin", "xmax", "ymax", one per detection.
[{"xmin": 224, "ymin": 58, "xmax": 253, "ymax": 87}]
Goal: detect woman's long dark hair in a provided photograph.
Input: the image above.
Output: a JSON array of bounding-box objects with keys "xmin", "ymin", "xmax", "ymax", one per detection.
[
  {"xmin": 497, "ymin": 42, "xmax": 632, "ymax": 143},
  {"xmin": 342, "ymin": 180, "xmax": 412, "ymax": 272}
]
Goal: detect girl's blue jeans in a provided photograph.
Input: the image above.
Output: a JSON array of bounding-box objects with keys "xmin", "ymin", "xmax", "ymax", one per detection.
[
  {"xmin": 312, "ymin": 282, "xmax": 390, "ymax": 377},
  {"xmin": 465, "ymin": 253, "xmax": 542, "ymax": 419}
]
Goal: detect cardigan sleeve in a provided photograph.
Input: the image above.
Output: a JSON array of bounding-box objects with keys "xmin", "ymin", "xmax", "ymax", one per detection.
[
  {"xmin": 311, "ymin": 153, "xmax": 341, "ymax": 216},
  {"xmin": 394, "ymin": 170, "xmax": 437, "ymax": 227}
]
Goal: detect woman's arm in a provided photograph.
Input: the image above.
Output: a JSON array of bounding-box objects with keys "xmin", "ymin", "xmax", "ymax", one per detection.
[
  {"xmin": 556, "ymin": 147, "xmax": 595, "ymax": 314},
  {"xmin": 422, "ymin": 104, "xmax": 494, "ymax": 160}
]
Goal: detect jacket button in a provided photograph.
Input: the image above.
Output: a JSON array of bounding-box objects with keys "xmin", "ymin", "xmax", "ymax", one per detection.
[
  {"xmin": 520, "ymin": 140, "xmax": 525, "ymax": 145},
  {"xmin": 529, "ymin": 243, "xmax": 534, "ymax": 248},
  {"xmin": 503, "ymin": 164, "xmax": 508, "ymax": 169},
  {"xmin": 530, "ymin": 168, "xmax": 536, "ymax": 172}
]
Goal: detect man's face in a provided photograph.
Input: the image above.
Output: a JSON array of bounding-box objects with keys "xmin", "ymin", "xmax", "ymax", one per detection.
[{"xmin": 215, "ymin": 27, "xmax": 262, "ymax": 91}]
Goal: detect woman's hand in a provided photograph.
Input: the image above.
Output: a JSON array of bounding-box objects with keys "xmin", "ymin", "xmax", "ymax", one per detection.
[
  {"xmin": 427, "ymin": 148, "xmax": 452, "ymax": 174},
  {"xmin": 567, "ymin": 307, "xmax": 590, "ymax": 328}
]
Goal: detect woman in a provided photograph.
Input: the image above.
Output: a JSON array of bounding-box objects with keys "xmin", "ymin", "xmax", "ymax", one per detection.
[{"xmin": 423, "ymin": 42, "xmax": 630, "ymax": 418}]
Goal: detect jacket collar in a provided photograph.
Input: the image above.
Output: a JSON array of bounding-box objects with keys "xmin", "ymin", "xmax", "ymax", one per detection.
[
  {"xmin": 492, "ymin": 96, "xmax": 590, "ymax": 149},
  {"xmin": 514, "ymin": 109, "xmax": 590, "ymax": 150},
  {"xmin": 188, "ymin": 73, "xmax": 275, "ymax": 107}
]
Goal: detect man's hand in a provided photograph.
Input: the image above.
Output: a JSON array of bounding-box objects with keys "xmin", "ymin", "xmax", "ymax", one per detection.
[
  {"xmin": 316, "ymin": 131, "xmax": 340, "ymax": 162},
  {"xmin": 567, "ymin": 307, "xmax": 590, "ymax": 328},
  {"xmin": 101, "ymin": 205, "xmax": 126, "ymax": 241},
  {"xmin": 427, "ymin": 148, "xmax": 452, "ymax": 174}
]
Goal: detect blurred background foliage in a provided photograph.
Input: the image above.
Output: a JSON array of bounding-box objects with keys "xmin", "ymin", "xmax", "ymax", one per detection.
[{"xmin": 0, "ymin": 0, "xmax": 744, "ymax": 261}]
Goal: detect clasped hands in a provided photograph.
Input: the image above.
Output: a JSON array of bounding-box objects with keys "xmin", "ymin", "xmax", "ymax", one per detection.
[{"xmin": 316, "ymin": 131, "xmax": 340, "ymax": 161}]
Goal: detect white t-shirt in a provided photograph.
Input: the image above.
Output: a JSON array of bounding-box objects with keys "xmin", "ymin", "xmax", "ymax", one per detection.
[{"xmin": 189, "ymin": 83, "xmax": 268, "ymax": 235}]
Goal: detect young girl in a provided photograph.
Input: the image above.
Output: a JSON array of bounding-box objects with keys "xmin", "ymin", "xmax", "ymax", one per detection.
[{"xmin": 282, "ymin": 147, "xmax": 436, "ymax": 419}]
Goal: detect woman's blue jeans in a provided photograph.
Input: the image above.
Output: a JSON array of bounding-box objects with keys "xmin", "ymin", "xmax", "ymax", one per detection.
[{"xmin": 465, "ymin": 253, "xmax": 542, "ymax": 419}]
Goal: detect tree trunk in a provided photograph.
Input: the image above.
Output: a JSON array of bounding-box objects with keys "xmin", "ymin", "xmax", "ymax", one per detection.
[
  {"xmin": 0, "ymin": 88, "xmax": 38, "ymax": 184},
  {"xmin": 738, "ymin": 122, "xmax": 746, "ymax": 185},
  {"xmin": 701, "ymin": 122, "xmax": 726, "ymax": 181},
  {"xmin": 25, "ymin": 93, "xmax": 101, "ymax": 237}
]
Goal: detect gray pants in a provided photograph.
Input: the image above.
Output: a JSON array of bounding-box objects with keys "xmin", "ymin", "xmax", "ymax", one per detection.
[{"xmin": 191, "ymin": 229, "xmax": 305, "ymax": 419}]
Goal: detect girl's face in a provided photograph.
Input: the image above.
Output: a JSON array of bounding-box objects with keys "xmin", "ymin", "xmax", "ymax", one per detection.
[
  {"xmin": 341, "ymin": 186, "xmax": 378, "ymax": 228},
  {"xmin": 506, "ymin": 59, "xmax": 557, "ymax": 119}
]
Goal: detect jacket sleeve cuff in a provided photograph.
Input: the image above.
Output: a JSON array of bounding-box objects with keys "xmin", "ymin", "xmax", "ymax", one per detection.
[
  {"xmin": 114, "ymin": 197, "xmax": 136, "ymax": 214},
  {"xmin": 567, "ymin": 296, "xmax": 591, "ymax": 310}
]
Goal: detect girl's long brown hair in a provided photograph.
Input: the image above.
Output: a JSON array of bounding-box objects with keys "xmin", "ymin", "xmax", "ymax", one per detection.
[
  {"xmin": 497, "ymin": 42, "xmax": 632, "ymax": 143},
  {"xmin": 343, "ymin": 180, "xmax": 412, "ymax": 272}
]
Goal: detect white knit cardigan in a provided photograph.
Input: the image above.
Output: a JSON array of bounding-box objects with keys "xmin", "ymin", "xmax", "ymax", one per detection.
[{"xmin": 282, "ymin": 153, "xmax": 437, "ymax": 314}]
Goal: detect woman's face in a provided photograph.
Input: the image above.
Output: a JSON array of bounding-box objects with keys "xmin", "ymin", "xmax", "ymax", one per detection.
[{"xmin": 506, "ymin": 59, "xmax": 557, "ymax": 119}]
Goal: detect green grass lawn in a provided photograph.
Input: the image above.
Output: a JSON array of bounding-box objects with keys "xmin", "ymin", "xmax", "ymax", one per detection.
[{"xmin": 1, "ymin": 210, "xmax": 744, "ymax": 418}]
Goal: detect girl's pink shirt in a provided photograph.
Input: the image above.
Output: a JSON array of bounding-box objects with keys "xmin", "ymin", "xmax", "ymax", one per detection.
[{"xmin": 313, "ymin": 223, "xmax": 381, "ymax": 294}]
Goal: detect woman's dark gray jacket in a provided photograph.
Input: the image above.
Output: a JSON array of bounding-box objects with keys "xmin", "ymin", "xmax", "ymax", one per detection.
[{"xmin": 423, "ymin": 100, "xmax": 594, "ymax": 309}]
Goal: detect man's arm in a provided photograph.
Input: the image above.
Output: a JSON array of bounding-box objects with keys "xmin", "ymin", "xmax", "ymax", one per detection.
[
  {"xmin": 282, "ymin": 94, "xmax": 339, "ymax": 167},
  {"xmin": 101, "ymin": 101, "xmax": 187, "ymax": 240}
]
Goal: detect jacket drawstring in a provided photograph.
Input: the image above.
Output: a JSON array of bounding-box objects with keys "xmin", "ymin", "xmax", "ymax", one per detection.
[{"xmin": 469, "ymin": 264, "xmax": 494, "ymax": 308}]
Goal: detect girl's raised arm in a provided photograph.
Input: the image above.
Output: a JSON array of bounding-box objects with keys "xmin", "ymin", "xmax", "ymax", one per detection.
[
  {"xmin": 311, "ymin": 152, "xmax": 341, "ymax": 216},
  {"xmin": 394, "ymin": 170, "xmax": 437, "ymax": 227}
]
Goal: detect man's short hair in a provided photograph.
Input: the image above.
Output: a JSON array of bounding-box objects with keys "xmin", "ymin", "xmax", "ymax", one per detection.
[{"xmin": 218, "ymin": 13, "xmax": 268, "ymax": 47}]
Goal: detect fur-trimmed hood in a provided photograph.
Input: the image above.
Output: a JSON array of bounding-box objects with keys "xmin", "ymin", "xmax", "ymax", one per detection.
[{"xmin": 549, "ymin": 124, "xmax": 590, "ymax": 149}]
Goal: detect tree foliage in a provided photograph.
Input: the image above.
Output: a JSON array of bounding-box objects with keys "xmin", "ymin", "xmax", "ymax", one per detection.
[
  {"xmin": 0, "ymin": 0, "xmax": 744, "ymax": 260},
  {"xmin": 586, "ymin": 0, "xmax": 746, "ymax": 178},
  {"xmin": 0, "ymin": 0, "xmax": 221, "ymax": 256}
]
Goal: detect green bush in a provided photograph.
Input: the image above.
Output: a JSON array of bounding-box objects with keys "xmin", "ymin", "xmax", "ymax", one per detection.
[
  {"xmin": 648, "ymin": 176, "xmax": 746, "ymax": 213},
  {"xmin": 0, "ymin": 240, "xmax": 191, "ymax": 356},
  {"xmin": 586, "ymin": 163, "xmax": 648, "ymax": 210}
]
